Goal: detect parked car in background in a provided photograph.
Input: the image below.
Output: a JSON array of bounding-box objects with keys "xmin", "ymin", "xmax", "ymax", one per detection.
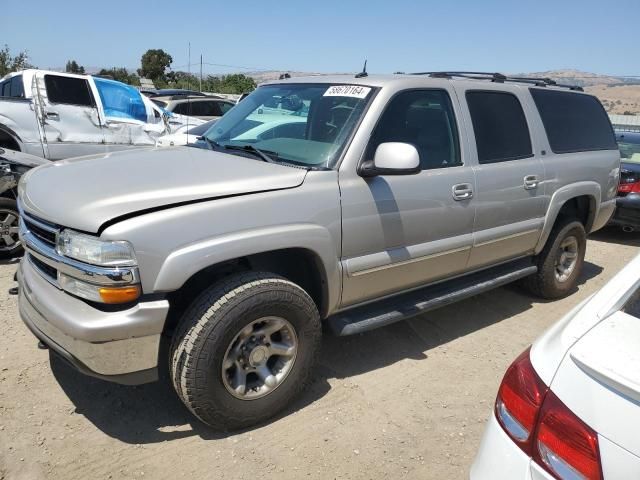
[
  {"xmin": 151, "ymin": 95, "xmax": 236, "ymax": 121},
  {"xmin": 0, "ymin": 148, "xmax": 48, "ymax": 258},
  {"xmin": 609, "ymin": 130, "xmax": 640, "ymax": 232},
  {"xmin": 17, "ymin": 72, "xmax": 619, "ymax": 430},
  {"xmin": 147, "ymin": 89, "xmax": 206, "ymax": 98},
  {"xmin": 472, "ymin": 252, "xmax": 640, "ymax": 479},
  {"xmin": 156, "ymin": 119, "xmax": 216, "ymax": 147},
  {"xmin": 0, "ymin": 70, "xmax": 203, "ymax": 159}
]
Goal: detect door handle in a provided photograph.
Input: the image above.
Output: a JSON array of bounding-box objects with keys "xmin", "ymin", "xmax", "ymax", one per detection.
[
  {"xmin": 44, "ymin": 111, "xmax": 59, "ymax": 120},
  {"xmin": 524, "ymin": 175, "xmax": 540, "ymax": 190},
  {"xmin": 452, "ymin": 183, "xmax": 473, "ymax": 201}
]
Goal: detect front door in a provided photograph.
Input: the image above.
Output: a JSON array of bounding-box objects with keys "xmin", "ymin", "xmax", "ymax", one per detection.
[
  {"xmin": 93, "ymin": 77, "xmax": 165, "ymax": 151},
  {"xmin": 340, "ymin": 88, "xmax": 476, "ymax": 306},
  {"xmin": 33, "ymin": 72, "xmax": 105, "ymax": 160},
  {"xmin": 455, "ymin": 86, "xmax": 546, "ymax": 269}
]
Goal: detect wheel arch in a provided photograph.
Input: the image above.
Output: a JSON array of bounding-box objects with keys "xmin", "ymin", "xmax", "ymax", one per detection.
[
  {"xmin": 534, "ymin": 183, "xmax": 600, "ymax": 255},
  {"xmin": 0, "ymin": 125, "xmax": 22, "ymax": 152}
]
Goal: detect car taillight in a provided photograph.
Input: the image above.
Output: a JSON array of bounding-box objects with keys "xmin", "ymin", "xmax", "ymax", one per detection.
[
  {"xmin": 495, "ymin": 348, "xmax": 548, "ymax": 450},
  {"xmin": 618, "ymin": 180, "xmax": 640, "ymax": 194},
  {"xmin": 534, "ymin": 391, "xmax": 602, "ymax": 480},
  {"xmin": 495, "ymin": 349, "xmax": 603, "ymax": 480}
]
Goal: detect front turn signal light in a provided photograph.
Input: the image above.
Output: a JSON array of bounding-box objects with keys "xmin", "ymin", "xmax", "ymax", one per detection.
[{"xmin": 98, "ymin": 285, "xmax": 141, "ymax": 304}]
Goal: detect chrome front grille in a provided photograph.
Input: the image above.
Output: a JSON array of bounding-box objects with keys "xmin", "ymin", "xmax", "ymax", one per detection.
[
  {"xmin": 28, "ymin": 252, "xmax": 58, "ymax": 282},
  {"xmin": 21, "ymin": 212, "xmax": 59, "ymax": 248},
  {"xmin": 18, "ymin": 201, "xmax": 140, "ymax": 289}
]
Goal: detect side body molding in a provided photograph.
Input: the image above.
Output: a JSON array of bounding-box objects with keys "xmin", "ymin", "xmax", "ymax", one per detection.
[{"xmin": 534, "ymin": 181, "xmax": 601, "ymax": 254}]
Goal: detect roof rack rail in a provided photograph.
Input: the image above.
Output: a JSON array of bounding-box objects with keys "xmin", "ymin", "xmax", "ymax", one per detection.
[{"xmin": 410, "ymin": 71, "xmax": 584, "ymax": 91}]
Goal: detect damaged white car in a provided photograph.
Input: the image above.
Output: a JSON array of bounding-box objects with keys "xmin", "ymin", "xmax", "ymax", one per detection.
[{"xmin": 0, "ymin": 70, "xmax": 203, "ymax": 159}]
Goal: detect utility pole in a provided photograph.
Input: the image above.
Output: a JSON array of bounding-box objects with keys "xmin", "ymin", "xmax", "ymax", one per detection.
[{"xmin": 200, "ymin": 54, "xmax": 203, "ymax": 92}]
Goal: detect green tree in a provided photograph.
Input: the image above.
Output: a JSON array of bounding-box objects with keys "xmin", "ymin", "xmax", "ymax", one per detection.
[
  {"xmin": 65, "ymin": 60, "xmax": 85, "ymax": 74},
  {"xmin": 137, "ymin": 49, "xmax": 173, "ymax": 82},
  {"xmin": 165, "ymin": 70, "xmax": 199, "ymax": 90},
  {"xmin": 0, "ymin": 44, "xmax": 32, "ymax": 77},
  {"xmin": 219, "ymin": 74, "xmax": 256, "ymax": 94},
  {"xmin": 96, "ymin": 67, "xmax": 140, "ymax": 86}
]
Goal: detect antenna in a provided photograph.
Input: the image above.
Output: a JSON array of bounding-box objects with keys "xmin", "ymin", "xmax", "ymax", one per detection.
[
  {"xmin": 355, "ymin": 60, "xmax": 368, "ymax": 78},
  {"xmin": 186, "ymin": 42, "xmax": 191, "ymax": 132}
]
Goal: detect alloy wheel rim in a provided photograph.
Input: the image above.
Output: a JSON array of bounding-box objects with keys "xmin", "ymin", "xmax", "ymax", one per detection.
[
  {"xmin": 555, "ymin": 236, "xmax": 579, "ymax": 283},
  {"xmin": 221, "ymin": 316, "xmax": 298, "ymax": 400},
  {"xmin": 0, "ymin": 209, "xmax": 20, "ymax": 252}
]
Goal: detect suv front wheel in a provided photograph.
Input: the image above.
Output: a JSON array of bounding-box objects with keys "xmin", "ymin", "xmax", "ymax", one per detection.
[
  {"xmin": 522, "ymin": 218, "xmax": 587, "ymax": 299},
  {"xmin": 170, "ymin": 272, "xmax": 322, "ymax": 430}
]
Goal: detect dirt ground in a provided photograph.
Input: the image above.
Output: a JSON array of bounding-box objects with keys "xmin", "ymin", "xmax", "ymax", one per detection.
[{"xmin": 1, "ymin": 228, "xmax": 638, "ymax": 480}]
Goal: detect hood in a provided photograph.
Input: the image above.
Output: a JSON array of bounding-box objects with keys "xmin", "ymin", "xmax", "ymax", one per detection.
[{"xmin": 19, "ymin": 146, "xmax": 307, "ymax": 233}]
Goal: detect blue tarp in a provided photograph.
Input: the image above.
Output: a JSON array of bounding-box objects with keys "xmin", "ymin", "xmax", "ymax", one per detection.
[{"xmin": 94, "ymin": 77, "xmax": 147, "ymax": 122}]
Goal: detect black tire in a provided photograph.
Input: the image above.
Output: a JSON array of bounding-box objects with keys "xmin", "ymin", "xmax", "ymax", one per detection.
[
  {"xmin": 521, "ymin": 218, "xmax": 587, "ymax": 299},
  {"xmin": 169, "ymin": 271, "xmax": 322, "ymax": 430},
  {"xmin": 0, "ymin": 197, "xmax": 22, "ymax": 260}
]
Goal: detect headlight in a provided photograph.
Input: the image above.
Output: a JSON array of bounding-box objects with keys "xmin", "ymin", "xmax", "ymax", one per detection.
[{"xmin": 56, "ymin": 230, "xmax": 137, "ymax": 267}]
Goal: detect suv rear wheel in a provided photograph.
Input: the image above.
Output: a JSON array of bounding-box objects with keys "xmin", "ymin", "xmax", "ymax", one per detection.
[
  {"xmin": 170, "ymin": 272, "xmax": 321, "ymax": 430},
  {"xmin": 522, "ymin": 218, "xmax": 586, "ymax": 299}
]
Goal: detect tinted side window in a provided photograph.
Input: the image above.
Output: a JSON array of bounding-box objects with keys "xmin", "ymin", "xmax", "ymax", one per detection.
[
  {"xmin": 44, "ymin": 75, "xmax": 94, "ymax": 107},
  {"xmin": 466, "ymin": 91, "xmax": 532, "ymax": 164},
  {"xmin": 192, "ymin": 101, "xmax": 221, "ymax": 117},
  {"xmin": 366, "ymin": 89, "xmax": 461, "ymax": 170},
  {"xmin": 172, "ymin": 103, "xmax": 190, "ymax": 115},
  {"xmin": 0, "ymin": 81, "xmax": 7, "ymax": 97},
  {"xmin": 529, "ymin": 89, "xmax": 617, "ymax": 153},
  {"xmin": 219, "ymin": 102, "xmax": 234, "ymax": 114},
  {"xmin": 10, "ymin": 76, "xmax": 24, "ymax": 98}
]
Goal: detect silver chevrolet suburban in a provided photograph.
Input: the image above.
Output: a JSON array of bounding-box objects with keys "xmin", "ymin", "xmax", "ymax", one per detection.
[{"xmin": 16, "ymin": 72, "xmax": 620, "ymax": 430}]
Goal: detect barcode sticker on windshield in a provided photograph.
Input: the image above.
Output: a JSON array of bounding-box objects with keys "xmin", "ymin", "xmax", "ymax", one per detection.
[{"xmin": 323, "ymin": 85, "xmax": 371, "ymax": 98}]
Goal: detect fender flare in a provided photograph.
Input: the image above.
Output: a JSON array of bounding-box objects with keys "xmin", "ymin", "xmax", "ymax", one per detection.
[
  {"xmin": 0, "ymin": 124, "xmax": 24, "ymax": 151},
  {"xmin": 534, "ymin": 181, "xmax": 600, "ymax": 254},
  {"xmin": 153, "ymin": 223, "xmax": 342, "ymax": 313}
]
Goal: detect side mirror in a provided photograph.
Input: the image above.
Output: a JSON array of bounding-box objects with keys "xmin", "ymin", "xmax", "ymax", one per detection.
[{"xmin": 358, "ymin": 142, "xmax": 421, "ymax": 177}]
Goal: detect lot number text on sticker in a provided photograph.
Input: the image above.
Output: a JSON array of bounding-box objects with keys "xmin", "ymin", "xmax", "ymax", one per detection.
[{"xmin": 323, "ymin": 85, "xmax": 371, "ymax": 98}]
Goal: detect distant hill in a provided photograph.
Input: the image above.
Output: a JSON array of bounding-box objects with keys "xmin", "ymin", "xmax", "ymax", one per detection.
[{"xmin": 518, "ymin": 69, "xmax": 640, "ymax": 87}]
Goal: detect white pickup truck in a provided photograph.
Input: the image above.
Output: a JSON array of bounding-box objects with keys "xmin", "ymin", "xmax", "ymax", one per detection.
[{"xmin": 0, "ymin": 69, "xmax": 203, "ymax": 159}]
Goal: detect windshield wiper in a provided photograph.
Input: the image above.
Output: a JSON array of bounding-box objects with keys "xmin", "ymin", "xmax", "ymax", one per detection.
[
  {"xmin": 198, "ymin": 136, "xmax": 221, "ymax": 151},
  {"xmin": 222, "ymin": 144, "xmax": 278, "ymax": 164}
]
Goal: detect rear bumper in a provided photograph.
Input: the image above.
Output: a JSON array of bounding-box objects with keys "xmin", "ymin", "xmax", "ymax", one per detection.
[
  {"xmin": 470, "ymin": 414, "xmax": 553, "ymax": 480},
  {"xmin": 17, "ymin": 257, "xmax": 169, "ymax": 385},
  {"xmin": 608, "ymin": 194, "xmax": 640, "ymax": 229}
]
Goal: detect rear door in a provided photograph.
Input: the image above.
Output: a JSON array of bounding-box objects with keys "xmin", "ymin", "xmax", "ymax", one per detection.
[
  {"xmin": 33, "ymin": 72, "xmax": 105, "ymax": 159},
  {"xmin": 455, "ymin": 86, "xmax": 546, "ymax": 269}
]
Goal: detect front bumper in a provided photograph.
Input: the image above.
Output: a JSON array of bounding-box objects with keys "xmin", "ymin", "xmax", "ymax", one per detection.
[
  {"xmin": 608, "ymin": 194, "xmax": 640, "ymax": 229},
  {"xmin": 17, "ymin": 257, "xmax": 169, "ymax": 384}
]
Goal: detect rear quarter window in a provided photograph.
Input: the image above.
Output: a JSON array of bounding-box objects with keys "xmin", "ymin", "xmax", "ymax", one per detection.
[
  {"xmin": 44, "ymin": 75, "xmax": 95, "ymax": 107},
  {"xmin": 529, "ymin": 89, "xmax": 617, "ymax": 154}
]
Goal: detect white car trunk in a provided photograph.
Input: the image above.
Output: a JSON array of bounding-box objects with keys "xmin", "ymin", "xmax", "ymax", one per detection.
[{"xmin": 550, "ymin": 309, "xmax": 640, "ymax": 472}]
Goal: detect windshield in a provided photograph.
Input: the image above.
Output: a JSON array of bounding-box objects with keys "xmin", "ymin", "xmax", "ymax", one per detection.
[{"xmin": 201, "ymin": 83, "xmax": 374, "ymax": 169}]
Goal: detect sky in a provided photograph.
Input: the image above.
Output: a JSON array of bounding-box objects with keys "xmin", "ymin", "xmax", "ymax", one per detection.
[{"xmin": 2, "ymin": 0, "xmax": 638, "ymax": 77}]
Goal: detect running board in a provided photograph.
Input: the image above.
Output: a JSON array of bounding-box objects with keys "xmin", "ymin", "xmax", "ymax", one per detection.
[{"xmin": 328, "ymin": 259, "xmax": 537, "ymax": 336}]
